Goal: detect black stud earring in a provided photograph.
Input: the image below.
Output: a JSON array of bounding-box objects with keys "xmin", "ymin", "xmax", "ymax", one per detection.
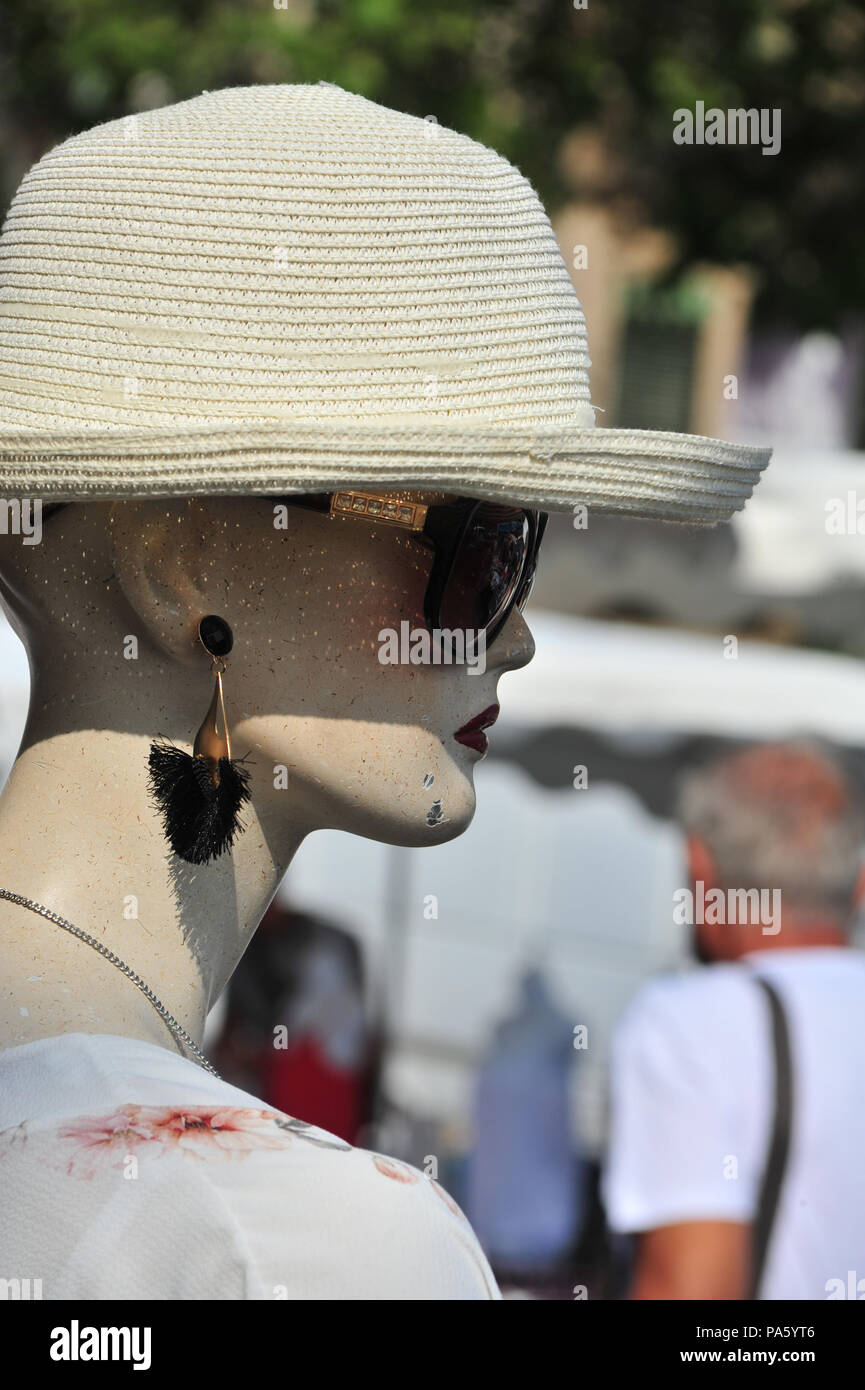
[{"xmin": 148, "ymin": 616, "xmax": 252, "ymax": 865}]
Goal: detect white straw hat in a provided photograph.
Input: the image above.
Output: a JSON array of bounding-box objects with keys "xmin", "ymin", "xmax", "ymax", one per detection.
[{"xmin": 0, "ymin": 82, "xmax": 770, "ymax": 522}]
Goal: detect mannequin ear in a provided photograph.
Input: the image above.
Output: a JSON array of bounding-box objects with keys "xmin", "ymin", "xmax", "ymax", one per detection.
[{"xmin": 107, "ymin": 499, "xmax": 225, "ymax": 664}]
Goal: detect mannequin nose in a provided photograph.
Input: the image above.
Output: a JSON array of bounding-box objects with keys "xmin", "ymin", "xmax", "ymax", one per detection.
[{"xmin": 487, "ymin": 609, "xmax": 535, "ymax": 673}]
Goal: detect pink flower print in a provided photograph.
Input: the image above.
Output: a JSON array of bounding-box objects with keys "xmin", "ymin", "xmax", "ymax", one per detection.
[
  {"xmin": 153, "ymin": 1106, "xmax": 291, "ymax": 1161},
  {"xmin": 58, "ymin": 1106, "xmax": 165, "ymax": 1178},
  {"xmin": 371, "ymin": 1154, "xmax": 471, "ymax": 1224},
  {"xmin": 372, "ymin": 1153, "xmax": 420, "ymax": 1184},
  {"xmin": 57, "ymin": 1104, "xmax": 293, "ymax": 1177}
]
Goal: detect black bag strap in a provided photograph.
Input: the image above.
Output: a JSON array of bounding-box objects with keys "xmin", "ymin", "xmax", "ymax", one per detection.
[{"xmin": 748, "ymin": 974, "xmax": 794, "ymax": 1300}]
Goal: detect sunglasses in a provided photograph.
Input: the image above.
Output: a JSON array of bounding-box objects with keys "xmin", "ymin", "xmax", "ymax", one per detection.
[{"xmin": 279, "ymin": 491, "xmax": 547, "ymax": 649}]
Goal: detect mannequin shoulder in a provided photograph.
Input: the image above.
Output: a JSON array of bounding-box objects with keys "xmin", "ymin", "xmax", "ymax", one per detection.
[
  {"xmin": 206, "ymin": 1130, "xmax": 502, "ymax": 1301},
  {"xmin": 0, "ymin": 1102, "xmax": 499, "ymax": 1300}
]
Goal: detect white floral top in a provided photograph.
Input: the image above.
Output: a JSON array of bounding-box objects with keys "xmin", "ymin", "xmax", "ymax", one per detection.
[{"xmin": 0, "ymin": 1033, "xmax": 500, "ymax": 1300}]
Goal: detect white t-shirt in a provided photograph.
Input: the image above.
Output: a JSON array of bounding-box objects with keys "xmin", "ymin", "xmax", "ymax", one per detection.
[
  {"xmin": 602, "ymin": 947, "xmax": 865, "ymax": 1300},
  {"xmin": 0, "ymin": 1032, "xmax": 500, "ymax": 1300}
]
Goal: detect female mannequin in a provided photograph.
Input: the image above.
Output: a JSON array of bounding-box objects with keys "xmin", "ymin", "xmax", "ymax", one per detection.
[
  {"xmin": 0, "ymin": 492, "xmax": 531, "ymax": 1299},
  {"xmin": 0, "ymin": 81, "xmax": 769, "ymax": 1300}
]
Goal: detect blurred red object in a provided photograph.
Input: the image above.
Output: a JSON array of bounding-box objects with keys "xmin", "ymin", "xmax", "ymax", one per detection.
[{"xmin": 263, "ymin": 1034, "xmax": 363, "ymax": 1142}]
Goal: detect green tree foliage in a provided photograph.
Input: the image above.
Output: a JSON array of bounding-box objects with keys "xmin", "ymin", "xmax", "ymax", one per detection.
[{"xmin": 1, "ymin": 0, "xmax": 862, "ymax": 328}]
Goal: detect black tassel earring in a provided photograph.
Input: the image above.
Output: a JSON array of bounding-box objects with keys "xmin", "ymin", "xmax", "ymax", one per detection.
[{"xmin": 148, "ymin": 615, "xmax": 252, "ymax": 865}]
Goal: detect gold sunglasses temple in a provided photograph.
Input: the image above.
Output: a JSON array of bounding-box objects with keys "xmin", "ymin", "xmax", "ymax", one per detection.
[{"xmin": 329, "ymin": 490, "xmax": 428, "ymax": 532}]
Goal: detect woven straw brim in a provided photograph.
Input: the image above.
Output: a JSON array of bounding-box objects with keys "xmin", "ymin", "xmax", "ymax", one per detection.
[{"xmin": 0, "ymin": 422, "xmax": 770, "ymax": 524}]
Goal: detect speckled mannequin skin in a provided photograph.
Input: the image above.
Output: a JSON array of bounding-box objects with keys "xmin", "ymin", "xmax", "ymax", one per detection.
[{"xmin": 0, "ymin": 493, "xmax": 533, "ymax": 1059}]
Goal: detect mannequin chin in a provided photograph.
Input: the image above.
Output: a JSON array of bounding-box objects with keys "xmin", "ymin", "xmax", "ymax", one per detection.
[{"xmin": 106, "ymin": 492, "xmax": 535, "ymax": 852}]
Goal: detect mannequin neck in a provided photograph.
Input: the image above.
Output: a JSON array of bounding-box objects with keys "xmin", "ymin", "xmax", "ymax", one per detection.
[{"xmin": 0, "ymin": 691, "xmax": 299, "ymax": 1062}]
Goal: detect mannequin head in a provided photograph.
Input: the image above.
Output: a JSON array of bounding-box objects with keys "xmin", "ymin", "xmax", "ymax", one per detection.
[{"xmin": 0, "ymin": 493, "xmax": 534, "ymax": 867}]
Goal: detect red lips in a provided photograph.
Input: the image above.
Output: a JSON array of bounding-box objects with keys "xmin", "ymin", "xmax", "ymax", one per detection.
[{"xmin": 453, "ymin": 703, "xmax": 500, "ymax": 754}]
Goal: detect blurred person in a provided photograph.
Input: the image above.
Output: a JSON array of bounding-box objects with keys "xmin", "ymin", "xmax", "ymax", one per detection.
[
  {"xmin": 603, "ymin": 742, "xmax": 865, "ymax": 1300},
  {"xmin": 466, "ymin": 968, "xmax": 587, "ymax": 1285},
  {"xmin": 213, "ymin": 902, "xmax": 376, "ymax": 1144},
  {"xmin": 262, "ymin": 914, "xmax": 371, "ymax": 1143}
]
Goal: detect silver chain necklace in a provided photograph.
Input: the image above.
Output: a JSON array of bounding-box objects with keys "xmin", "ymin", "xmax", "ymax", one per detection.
[{"xmin": 0, "ymin": 888, "xmax": 219, "ymax": 1077}]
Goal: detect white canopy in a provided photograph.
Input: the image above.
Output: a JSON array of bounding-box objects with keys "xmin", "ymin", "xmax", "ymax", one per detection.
[
  {"xmin": 733, "ymin": 447, "xmax": 865, "ymax": 593},
  {"xmin": 501, "ymin": 608, "xmax": 865, "ymax": 746}
]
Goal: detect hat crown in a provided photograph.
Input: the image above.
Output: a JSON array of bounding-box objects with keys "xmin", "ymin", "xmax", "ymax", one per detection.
[{"xmin": 0, "ymin": 82, "xmax": 595, "ymax": 432}]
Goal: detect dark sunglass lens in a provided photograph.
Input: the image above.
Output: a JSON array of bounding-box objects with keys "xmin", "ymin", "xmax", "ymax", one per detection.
[
  {"xmin": 515, "ymin": 514, "xmax": 545, "ymax": 613},
  {"xmin": 440, "ymin": 508, "xmax": 529, "ymax": 633}
]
